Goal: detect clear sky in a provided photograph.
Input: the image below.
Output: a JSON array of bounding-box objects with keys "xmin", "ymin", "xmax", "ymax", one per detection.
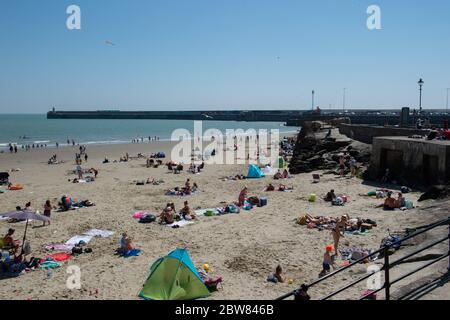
[{"xmin": 1, "ymin": 0, "xmax": 449, "ymax": 113}]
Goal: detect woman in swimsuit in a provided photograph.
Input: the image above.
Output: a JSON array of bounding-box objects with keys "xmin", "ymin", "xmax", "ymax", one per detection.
[{"xmin": 331, "ymin": 215, "xmax": 347, "ymax": 256}]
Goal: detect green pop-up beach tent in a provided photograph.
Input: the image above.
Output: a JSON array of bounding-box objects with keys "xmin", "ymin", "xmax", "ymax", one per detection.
[{"xmin": 139, "ymin": 248, "xmax": 210, "ymax": 300}]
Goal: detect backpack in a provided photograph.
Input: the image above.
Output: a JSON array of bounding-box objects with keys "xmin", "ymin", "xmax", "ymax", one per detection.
[{"xmin": 139, "ymin": 214, "xmax": 156, "ymax": 223}]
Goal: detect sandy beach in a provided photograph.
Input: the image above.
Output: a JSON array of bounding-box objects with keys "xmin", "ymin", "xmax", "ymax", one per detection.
[{"xmin": 1, "ymin": 134, "xmax": 449, "ymax": 300}]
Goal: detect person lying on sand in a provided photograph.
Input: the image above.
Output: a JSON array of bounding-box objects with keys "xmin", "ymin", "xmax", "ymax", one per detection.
[
  {"xmin": 265, "ymin": 183, "xmax": 275, "ymax": 191},
  {"xmin": 277, "ymin": 184, "xmax": 293, "ymax": 191}
]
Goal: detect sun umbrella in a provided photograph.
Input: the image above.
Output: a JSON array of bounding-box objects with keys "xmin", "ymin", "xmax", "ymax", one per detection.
[{"xmin": 1, "ymin": 209, "xmax": 50, "ymax": 252}]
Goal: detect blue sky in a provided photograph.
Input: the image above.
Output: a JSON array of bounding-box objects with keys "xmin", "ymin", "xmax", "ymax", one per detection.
[{"xmin": 1, "ymin": 0, "xmax": 449, "ymax": 113}]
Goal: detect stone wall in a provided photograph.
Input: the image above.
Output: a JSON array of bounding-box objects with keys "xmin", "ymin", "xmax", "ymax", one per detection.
[
  {"xmin": 338, "ymin": 124, "xmax": 429, "ymax": 144},
  {"xmin": 370, "ymin": 137, "xmax": 450, "ymax": 186}
]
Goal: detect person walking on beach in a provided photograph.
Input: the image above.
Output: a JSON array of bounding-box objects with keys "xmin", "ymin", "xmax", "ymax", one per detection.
[
  {"xmin": 331, "ymin": 215, "xmax": 347, "ymax": 256},
  {"xmin": 84, "ymin": 153, "xmax": 88, "ymax": 163},
  {"xmin": 14, "ymin": 145, "xmax": 18, "ymax": 153},
  {"xmin": 339, "ymin": 156, "xmax": 346, "ymax": 177}
]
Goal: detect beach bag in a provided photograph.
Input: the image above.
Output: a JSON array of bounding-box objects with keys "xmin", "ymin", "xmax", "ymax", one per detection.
[
  {"xmin": 204, "ymin": 209, "xmax": 215, "ymax": 216},
  {"xmin": 367, "ymin": 191, "xmax": 376, "ymax": 197},
  {"xmin": 72, "ymin": 246, "xmax": 83, "ymax": 255},
  {"xmin": 333, "ymin": 197, "xmax": 344, "ymax": 206},
  {"xmin": 139, "ymin": 214, "xmax": 156, "ymax": 223},
  {"xmin": 259, "ymin": 197, "xmax": 268, "ymax": 207},
  {"xmin": 308, "ymin": 194, "xmax": 317, "ymax": 202},
  {"xmin": 297, "ymin": 216, "xmax": 307, "ymax": 225}
]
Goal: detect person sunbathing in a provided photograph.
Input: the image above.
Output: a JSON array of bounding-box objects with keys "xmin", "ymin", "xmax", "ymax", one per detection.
[
  {"xmin": 266, "ymin": 184, "xmax": 275, "ymax": 191},
  {"xmin": 3, "ymin": 228, "xmax": 20, "ymax": 253},
  {"xmin": 278, "ymin": 184, "xmax": 293, "ymax": 191},
  {"xmin": 146, "ymin": 177, "xmax": 155, "ymax": 184}
]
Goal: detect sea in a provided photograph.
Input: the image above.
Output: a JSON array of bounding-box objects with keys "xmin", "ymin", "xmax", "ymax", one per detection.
[{"xmin": 0, "ymin": 114, "xmax": 299, "ymax": 150}]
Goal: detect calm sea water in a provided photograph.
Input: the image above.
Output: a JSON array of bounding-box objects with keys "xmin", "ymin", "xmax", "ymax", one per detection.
[{"xmin": 0, "ymin": 114, "xmax": 298, "ymax": 149}]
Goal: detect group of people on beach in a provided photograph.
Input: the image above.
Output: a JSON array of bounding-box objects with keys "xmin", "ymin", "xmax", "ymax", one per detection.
[{"xmin": 132, "ymin": 136, "xmax": 160, "ymax": 143}]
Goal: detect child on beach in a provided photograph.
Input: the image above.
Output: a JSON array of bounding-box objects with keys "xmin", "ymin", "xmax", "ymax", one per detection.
[
  {"xmin": 320, "ymin": 245, "xmax": 336, "ymax": 278},
  {"xmin": 267, "ymin": 265, "xmax": 285, "ymax": 283}
]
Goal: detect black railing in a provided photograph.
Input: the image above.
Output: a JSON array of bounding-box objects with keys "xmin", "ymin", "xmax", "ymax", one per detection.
[{"xmin": 276, "ymin": 217, "xmax": 450, "ymax": 300}]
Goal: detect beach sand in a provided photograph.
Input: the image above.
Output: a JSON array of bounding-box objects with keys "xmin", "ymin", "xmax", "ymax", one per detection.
[{"xmin": 1, "ymin": 137, "xmax": 449, "ymax": 300}]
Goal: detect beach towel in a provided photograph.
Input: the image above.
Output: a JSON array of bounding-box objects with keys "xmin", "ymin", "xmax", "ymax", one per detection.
[
  {"xmin": 123, "ymin": 249, "xmax": 141, "ymax": 258},
  {"xmin": 345, "ymin": 230, "xmax": 371, "ymax": 236},
  {"xmin": 44, "ymin": 252, "xmax": 72, "ymax": 262},
  {"xmin": 65, "ymin": 235, "xmax": 93, "ymax": 247},
  {"xmin": 195, "ymin": 208, "xmax": 220, "ymax": 217},
  {"xmin": 40, "ymin": 260, "xmax": 62, "ymax": 270},
  {"xmin": 166, "ymin": 220, "xmax": 194, "ymax": 228},
  {"xmin": 133, "ymin": 211, "xmax": 149, "ymax": 219},
  {"xmin": 44, "ymin": 244, "xmax": 73, "ymax": 252},
  {"xmin": 83, "ymin": 229, "xmax": 115, "ymax": 238}
]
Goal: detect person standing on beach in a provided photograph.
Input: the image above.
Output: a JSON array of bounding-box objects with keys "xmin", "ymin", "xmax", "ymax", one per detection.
[
  {"xmin": 43, "ymin": 200, "xmax": 53, "ymax": 226},
  {"xmin": 56, "ymin": 142, "xmax": 59, "ymax": 148},
  {"xmin": 339, "ymin": 156, "xmax": 346, "ymax": 177},
  {"xmin": 84, "ymin": 153, "xmax": 88, "ymax": 163},
  {"xmin": 14, "ymin": 145, "xmax": 18, "ymax": 153}
]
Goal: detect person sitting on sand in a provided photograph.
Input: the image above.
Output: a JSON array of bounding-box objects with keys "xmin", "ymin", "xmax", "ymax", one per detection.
[
  {"xmin": 3, "ymin": 228, "xmax": 20, "ymax": 253},
  {"xmin": 179, "ymin": 201, "xmax": 195, "ymax": 220},
  {"xmin": 395, "ymin": 192, "xmax": 406, "ymax": 208},
  {"xmin": 381, "ymin": 168, "xmax": 391, "ymax": 183},
  {"xmin": 282, "ymin": 169, "xmax": 290, "ymax": 179},
  {"xmin": 191, "ymin": 183, "xmax": 199, "ymax": 193},
  {"xmin": 146, "ymin": 177, "xmax": 155, "ymax": 184},
  {"xmin": 273, "ymin": 170, "xmax": 282, "ymax": 180},
  {"xmin": 266, "ymin": 183, "xmax": 275, "ymax": 191},
  {"xmin": 376, "ymin": 192, "xmax": 396, "ymax": 210},
  {"xmin": 159, "ymin": 206, "xmax": 175, "ymax": 225},
  {"xmin": 267, "ymin": 265, "xmax": 285, "ymax": 283},
  {"xmin": 90, "ymin": 168, "xmax": 98, "ymax": 178},
  {"xmin": 324, "ymin": 189, "xmax": 337, "ymax": 202},
  {"xmin": 238, "ymin": 187, "xmax": 248, "ymax": 207},
  {"xmin": 103, "ymin": 157, "xmax": 109, "ymax": 164}
]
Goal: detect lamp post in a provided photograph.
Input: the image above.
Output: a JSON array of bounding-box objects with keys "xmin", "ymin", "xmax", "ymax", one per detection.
[
  {"xmin": 418, "ymin": 78, "xmax": 424, "ymax": 114},
  {"xmin": 343, "ymin": 88, "xmax": 346, "ymax": 113},
  {"xmin": 312, "ymin": 90, "xmax": 315, "ymax": 111},
  {"xmin": 446, "ymin": 88, "xmax": 449, "ymax": 114}
]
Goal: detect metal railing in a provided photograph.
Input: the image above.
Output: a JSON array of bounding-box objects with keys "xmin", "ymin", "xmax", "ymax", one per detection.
[{"xmin": 276, "ymin": 217, "xmax": 450, "ymax": 300}]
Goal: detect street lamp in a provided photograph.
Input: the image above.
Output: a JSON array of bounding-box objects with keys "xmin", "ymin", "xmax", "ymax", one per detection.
[
  {"xmin": 343, "ymin": 88, "xmax": 346, "ymax": 113},
  {"xmin": 312, "ymin": 90, "xmax": 315, "ymax": 111},
  {"xmin": 446, "ymin": 88, "xmax": 449, "ymax": 114},
  {"xmin": 418, "ymin": 78, "xmax": 424, "ymax": 113}
]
